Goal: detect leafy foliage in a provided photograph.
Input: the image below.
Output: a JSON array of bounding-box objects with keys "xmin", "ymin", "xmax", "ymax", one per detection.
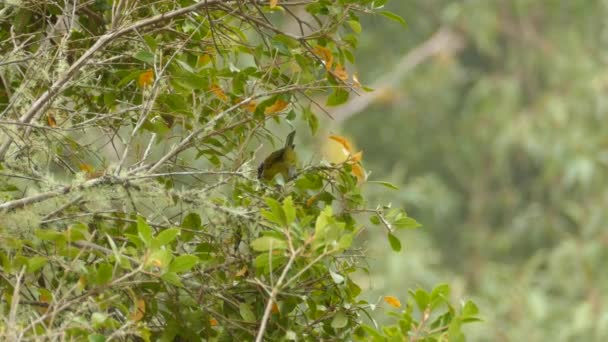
[{"xmin": 0, "ymin": 0, "xmax": 477, "ymax": 341}]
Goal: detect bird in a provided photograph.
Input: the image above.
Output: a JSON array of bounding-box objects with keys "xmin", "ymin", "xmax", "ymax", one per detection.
[{"xmin": 257, "ymin": 130, "xmax": 297, "ymax": 182}]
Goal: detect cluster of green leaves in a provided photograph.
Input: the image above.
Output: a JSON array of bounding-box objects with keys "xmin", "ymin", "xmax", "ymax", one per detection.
[{"xmin": 357, "ymin": 284, "xmax": 480, "ymax": 342}]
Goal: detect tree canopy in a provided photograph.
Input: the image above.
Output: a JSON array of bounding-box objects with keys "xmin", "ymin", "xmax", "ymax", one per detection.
[{"xmin": 0, "ymin": 1, "xmax": 479, "ymax": 341}]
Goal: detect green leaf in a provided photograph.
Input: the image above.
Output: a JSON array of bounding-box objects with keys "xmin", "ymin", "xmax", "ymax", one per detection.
[
  {"xmin": 379, "ymin": 11, "xmax": 407, "ymax": 28},
  {"xmin": 367, "ymin": 180, "xmax": 399, "ymax": 190},
  {"xmin": 264, "ymin": 197, "xmax": 287, "ymax": 226},
  {"xmin": 387, "ymin": 232, "xmax": 401, "ymax": 252},
  {"xmin": 134, "ymin": 50, "xmax": 155, "ymax": 64},
  {"xmin": 413, "ymin": 289, "xmax": 430, "ymax": 312},
  {"xmin": 35, "ymin": 229, "xmax": 65, "ymax": 242},
  {"xmin": 251, "ymin": 236, "xmax": 287, "ymax": 252},
  {"xmin": 239, "ymin": 303, "xmax": 256, "ymax": 323},
  {"xmin": 303, "ymin": 107, "xmax": 319, "ymax": 135},
  {"xmin": 431, "ymin": 283, "xmax": 450, "ymax": 301},
  {"xmin": 145, "ymin": 249, "xmax": 172, "ymax": 271},
  {"xmin": 137, "ymin": 216, "xmax": 153, "ymax": 247},
  {"xmin": 161, "ymin": 272, "xmax": 183, "ymax": 287},
  {"xmin": 88, "ymin": 334, "xmax": 107, "ymax": 342},
  {"xmin": 347, "ymin": 20, "xmax": 362, "ymax": 34},
  {"xmin": 369, "ymin": 215, "xmax": 381, "ymax": 225},
  {"xmin": 169, "ymin": 255, "xmax": 199, "ymax": 273},
  {"xmin": 326, "ymin": 88, "xmax": 349, "ymax": 106},
  {"xmin": 171, "ymin": 72, "xmax": 209, "ymax": 90},
  {"xmin": 182, "ymin": 213, "xmax": 202, "ymax": 230},
  {"xmin": 331, "ymin": 311, "xmax": 349, "ymax": 329},
  {"xmin": 26, "ymin": 256, "xmax": 47, "ymax": 273},
  {"xmin": 96, "ymin": 263, "xmax": 113, "ymax": 285},
  {"xmin": 283, "ymin": 196, "xmax": 296, "ymax": 225},
  {"xmin": 155, "ymin": 228, "xmax": 180, "ymax": 246},
  {"xmin": 462, "ymin": 300, "xmax": 479, "ymax": 317},
  {"xmin": 394, "ymin": 216, "xmax": 421, "ymax": 229}
]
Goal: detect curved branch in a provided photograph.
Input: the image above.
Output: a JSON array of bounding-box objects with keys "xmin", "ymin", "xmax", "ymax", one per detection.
[{"xmin": 331, "ymin": 27, "xmax": 465, "ymax": 123}]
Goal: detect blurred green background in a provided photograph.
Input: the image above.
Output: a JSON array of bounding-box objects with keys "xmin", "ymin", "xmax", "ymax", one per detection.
[{"xmin": 338, "ymin": 1, "xmax": 608, "ymax": 341}]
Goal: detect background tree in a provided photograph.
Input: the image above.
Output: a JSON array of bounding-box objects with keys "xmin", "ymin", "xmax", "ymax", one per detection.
[
  {"xmin": 0, "ymin": 0, "xmax": 478, "ymax": 340},
  {"xmin": 342, "ymin": 1, "xmax": 608, "ymax": 341}
]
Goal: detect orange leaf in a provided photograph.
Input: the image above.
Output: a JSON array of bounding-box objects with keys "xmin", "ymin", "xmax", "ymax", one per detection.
[
  {"xmin": 271, "ymin": 301, "xmax": 280, "ymax": 314},
  {"xmin": 37, "ymin": 291, "xmax": 52, "ymax": 315},
  {"xmin": 351, "ymin": 162, "xmax": 366, "ymax": 182},
  {"xmin": 334, "ymin": 63, "xmax": 348, "ymax": 81},
  {"xmin": 210, "ymin": 84, "xmax": 228, "ymax": 102},
  {"xmin": 47, "ymin": 114, "xmax": 57, "ymax": 127},
  {"xmin": 242, "ymin": 100, "xmax": 257, "ymax": 113},
  {"xmin": 210, "ymin": 318, "xmax": 219, "ymax": 326},
  {"xmin": 264, "ymin": 99, "xmax": 289, "ymax": 114},
  {"xmin": 313, "ymin": 46, "xmax": 334, "ymax": 70},
  {"xmin": 350, "ymin": 151, "xmax": 363, "ymax": 163},
  {"xmin": 79, "ymin": 163, "xmax": 94, "ymax": 174},
  {"xmin": 138, "ymin": 69, "xmax": 154, "ymax": 87},
  {"xmin": 130, "ymin": 298, "xmax": 146, "ymax": 321},
  {"xmin": 306, "ymin": 194, "xmax": 319, "ymax": 208},
  {"xmin": 197, "ymin": 54, "xmax": 212, "ymax": 66},
  {"xmin": 383, "ymin": 295, "xmax": 402, "ymax": 308},
  {"xmin": 270, "ymin": 0, "xmax": 279, "ymax": 8},
  {"xmin": 329, "ymin": 135, "xmax": 353, "ymax": 154}
]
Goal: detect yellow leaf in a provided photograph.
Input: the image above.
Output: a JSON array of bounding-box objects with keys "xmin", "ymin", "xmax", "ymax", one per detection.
[
  {"xmin": 334, "ymin": 63, "xmax": 348, "ymax": 81},
  {"xmin": 329, "ymin": 135, "xmax": 353, "ymax": 154},
  {"xmin": 351, "ymin": 162, "xmax": 366, "ymax": 182},
  {"xmin": 383, "ymin": 295, "xmax": 401, "ymax": 308},
  {"xmin": 270, "ymin": 0, "xmax": 279, "ymax": 8},
  {"xmin": 210, "ymin": 318, "xmax": 219, "ymax": 326},
  {"xmin": 138, "ymin": 69, "xmax": 154, "ymax": 87},
  {"xmin": 210, "ymin": 84, "xmax": 228, "ymax": 102},
  {"xmin": 130, "ymin": 298, "xmax": 146, "ymax": 321},
  {"xmin": 264, "ymin": 99, "xmax": 289, "ymax": 114},
  {"xmin": 313, "ymin": 46, "xmax": 334, "ymax": 70},
  {"xmin": 47, "ymin": 114, "xmax": 57, "ymax": 127}
]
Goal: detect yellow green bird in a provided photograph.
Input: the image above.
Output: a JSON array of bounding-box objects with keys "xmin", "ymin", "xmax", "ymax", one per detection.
[{"xmin": 257, "ymin": 130, "xmax": 297, "ymax": 182}]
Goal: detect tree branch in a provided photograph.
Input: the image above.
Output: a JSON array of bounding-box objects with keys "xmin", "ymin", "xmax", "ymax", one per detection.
[{"xmin": 0, "ymin": 0, "xmax": 227, "ymax": 161}]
